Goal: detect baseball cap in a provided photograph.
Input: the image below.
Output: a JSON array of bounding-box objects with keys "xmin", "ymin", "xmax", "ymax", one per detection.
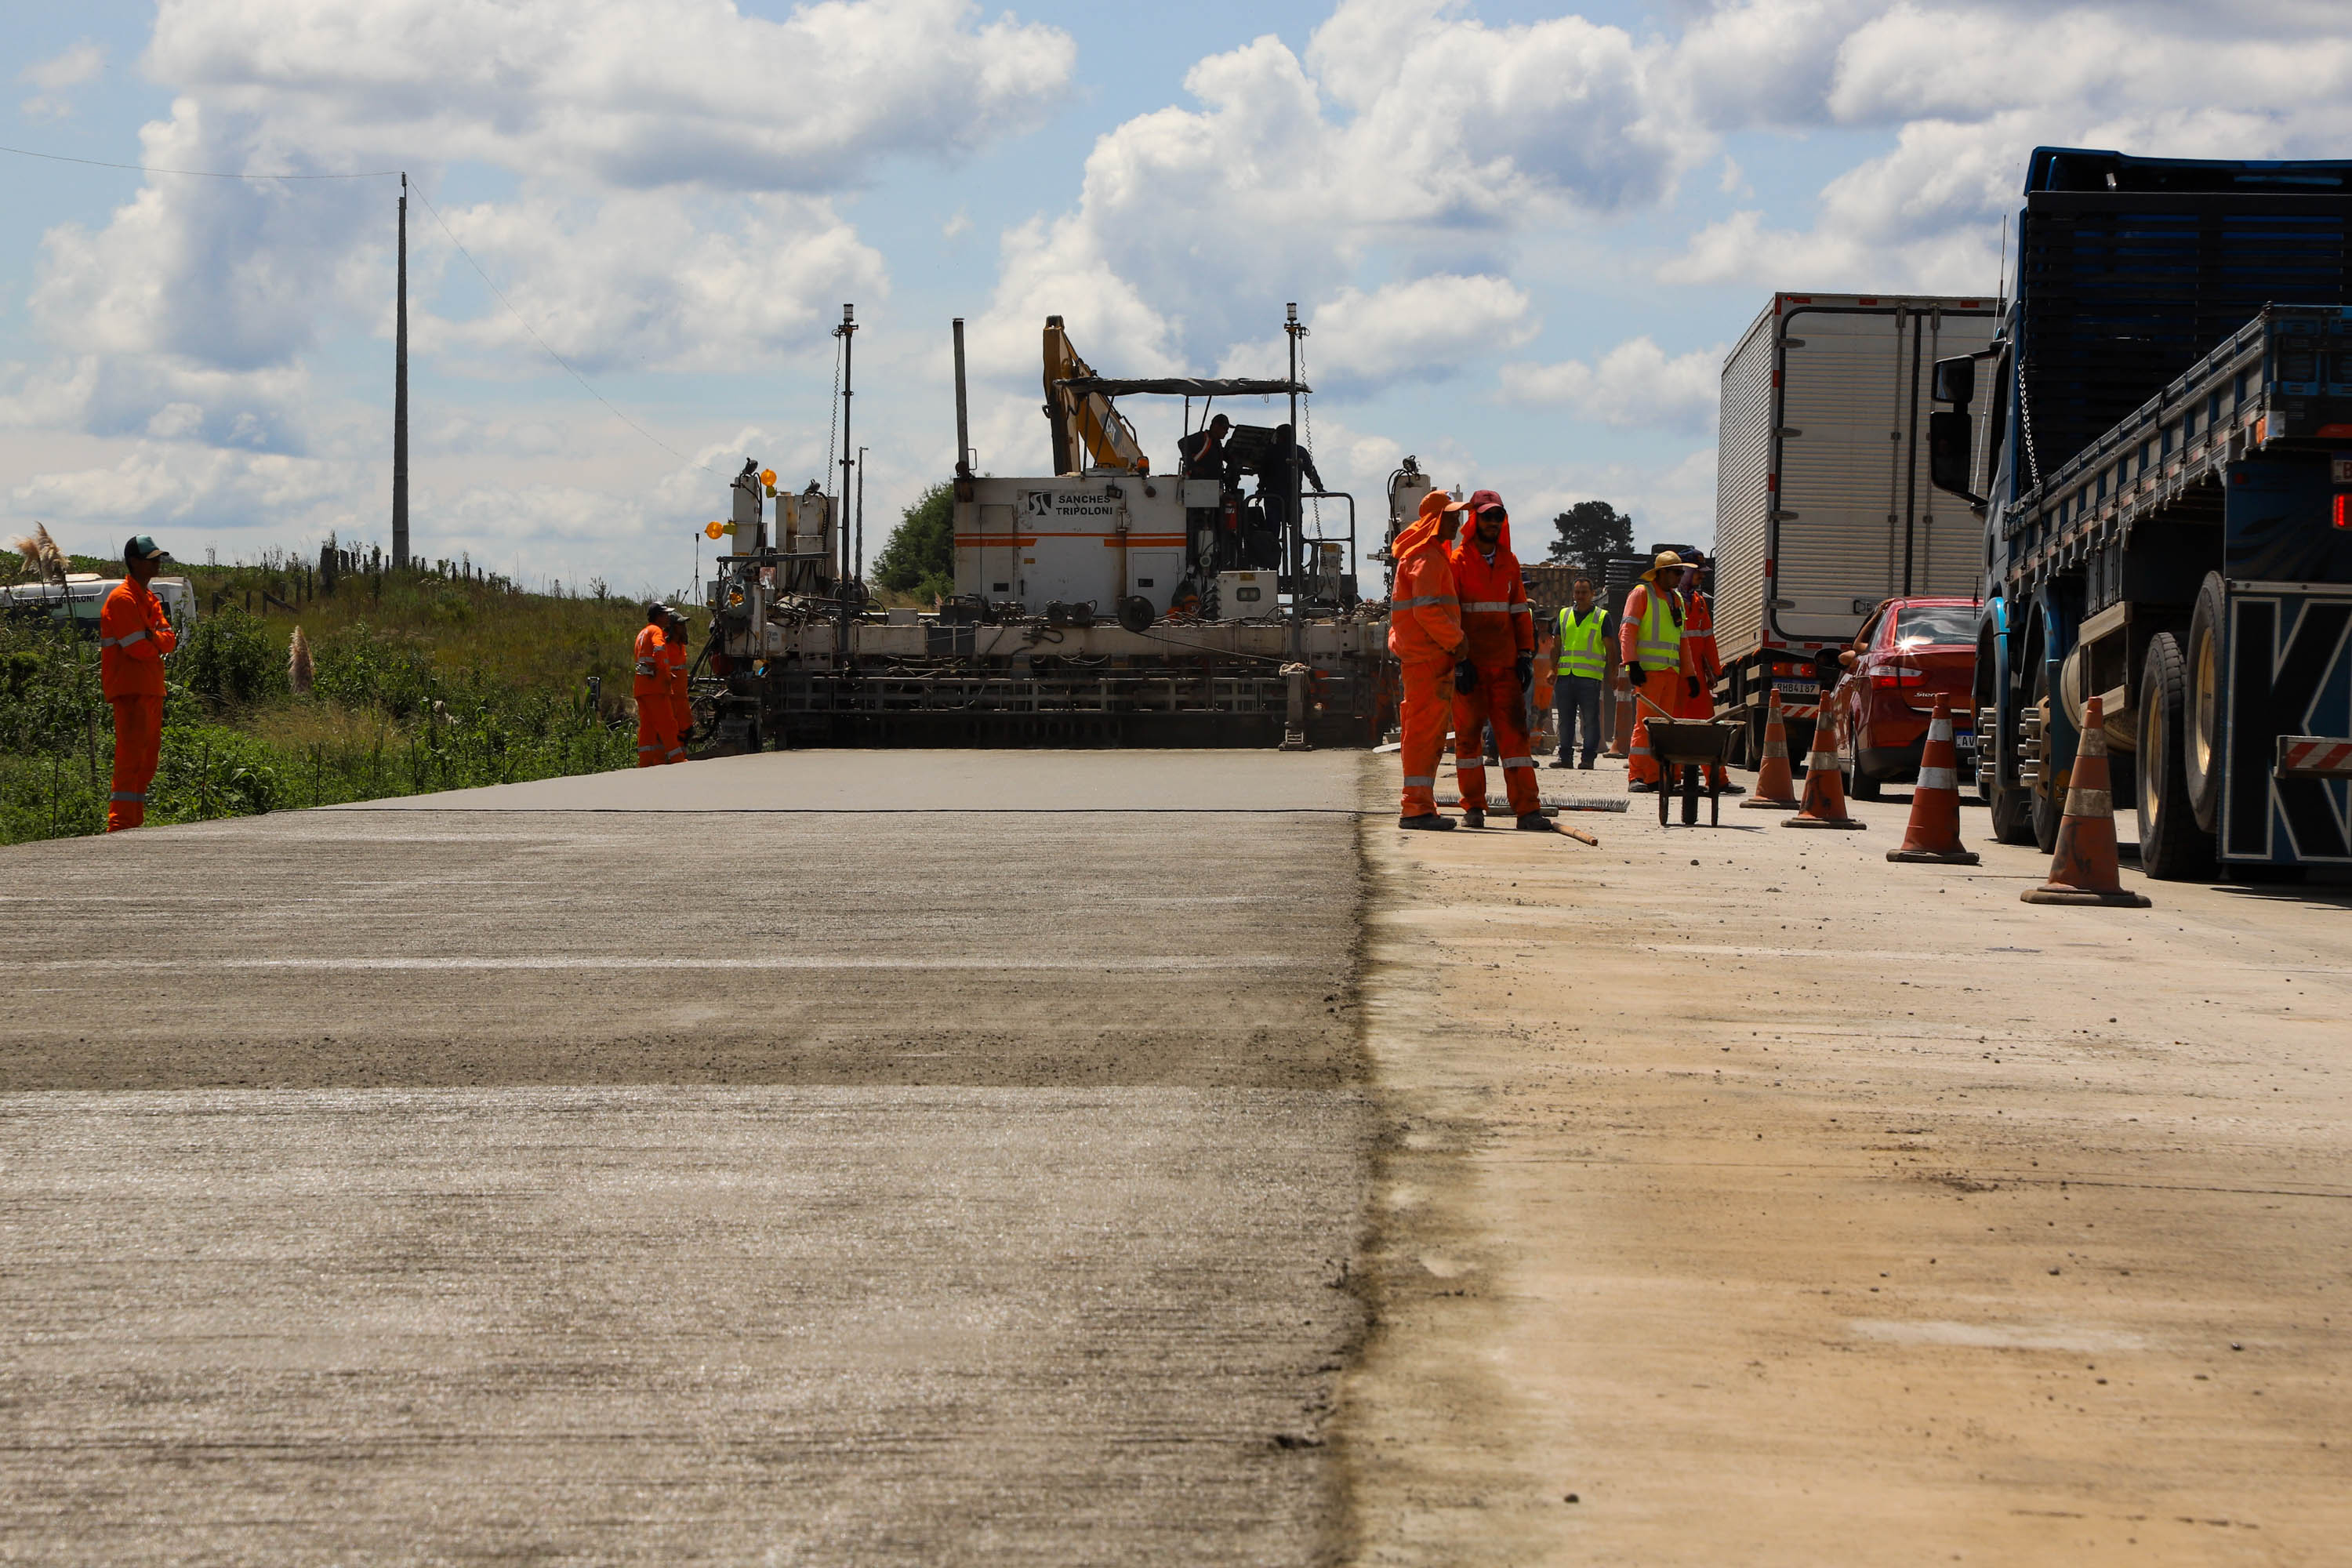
[{"xmin": 125, "ymin": 535, "xmax": 171, "ymax": 564}]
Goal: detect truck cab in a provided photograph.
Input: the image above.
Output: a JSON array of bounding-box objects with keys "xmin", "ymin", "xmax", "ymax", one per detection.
[{"xmin": 1936, "ymin": 148, "xmax": 2352, "ymax": 877}]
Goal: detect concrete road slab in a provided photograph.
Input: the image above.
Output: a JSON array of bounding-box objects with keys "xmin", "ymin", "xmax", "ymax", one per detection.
[
  {"xmin": 328, "ymin": 747, "xmax": 1364, "ymax": 813},
  {"xmin": 2, "ymin": 1084, "xmax": 1367, "ymax": 1566},
  {"xmin": 0, "ymin": 750, "xmax": 1379, "ymax": 1563}
]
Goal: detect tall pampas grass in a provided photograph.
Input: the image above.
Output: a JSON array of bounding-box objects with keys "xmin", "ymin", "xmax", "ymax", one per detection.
[
  {"xmin": 288, "ymin": 624, "xmax": 314, "ymax": 695},
  {"xmin": 8, "ymin": 522, "xmax": 68, "ymax": 584}
]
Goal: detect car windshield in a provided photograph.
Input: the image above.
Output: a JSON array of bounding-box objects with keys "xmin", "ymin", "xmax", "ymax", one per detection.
[{"xmin": 1894, "ymin": 604, "xmax": 1976, "ymax": 647}]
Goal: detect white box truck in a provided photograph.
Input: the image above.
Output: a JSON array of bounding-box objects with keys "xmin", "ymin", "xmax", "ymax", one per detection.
[{"xmin": 1711, "ymin": 292, "xmax": 1999, "ymax": 757}]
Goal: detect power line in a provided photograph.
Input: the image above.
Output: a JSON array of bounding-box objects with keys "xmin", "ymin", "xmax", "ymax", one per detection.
[
  {"xmin": 405, "ymin": 184, "xmax": 711, "ymax": 474},
  {"xmin": 2, "ymin": 140, "xmax": 713, "ymax": 475},
  {"xmin": 0, "ymin": 142, "xmax": 401, "ymax": 180}
]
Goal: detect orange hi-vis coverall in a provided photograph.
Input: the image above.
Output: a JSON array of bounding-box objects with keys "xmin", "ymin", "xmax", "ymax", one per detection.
[
  {"xmin": 1679, "ymin": 586, "xmax": 1728, "ymax": 787},
  {"xmin": 664, "ymin": 627, "xmax": 694, "ymax": 747},
  {"xmin": 1445, "ymin": 504, "xmax": 1540, "ymax": 818},
  {"xmin": 633, "ymin": 624, "xmax": 684, "ymax": 766},
  {"xmin": 1619, "ymin": 578, "xmax": 1686, "ymax": 787},
  {"xmin": 1388, "ymin": 490, "xmax": 1465, "ymax": 818},
  {"xmin": 100, "ymin": 577, "xmax": 176, "ymax": 831}
]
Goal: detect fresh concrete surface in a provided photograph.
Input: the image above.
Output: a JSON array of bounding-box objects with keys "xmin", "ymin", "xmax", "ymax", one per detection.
[
  {"xmin": 0, "ymin": 750, "xmax": 1374, "ymax": 1564},
  {"xmin": 1342, "ymin": 757, "xmax": 2352, "ymax": 1565},
  {"xmin": 332, "ymin": 746, "xmax": 1363, "ymax": 813}
]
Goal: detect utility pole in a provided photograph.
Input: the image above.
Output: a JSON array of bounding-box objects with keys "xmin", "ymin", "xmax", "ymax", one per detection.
[
  {"xmin": 855, "ymin": 445, "xmax": 868, "ymax": 583},
  {"xmin": 1285, "ymin": 303, "xmax": 1307, "ymax": 621},
  {"xmin": 393, "ymin": 172, "xmax": 409, "ymax": 570},
  {"xmin": 833, "ymin": 303, "xmax": 857, "ymax": 589}
]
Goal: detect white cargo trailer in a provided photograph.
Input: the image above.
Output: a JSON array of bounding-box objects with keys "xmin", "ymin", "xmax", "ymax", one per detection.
[{"xmin": 1711, "ymin": 292, "xmax": 1998, "ymax": 757}]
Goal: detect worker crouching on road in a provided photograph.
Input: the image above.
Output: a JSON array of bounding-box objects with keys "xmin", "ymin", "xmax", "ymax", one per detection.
[
  {"xmin": 1621, "ymin": 550, "xmax": 1688, "ymax": 793},
  {"xmin": 1447, "ymin": 490, "xmax": 1553, "ymax": 831},
  {"xmin": 1390, "ymin": 490, "xmax": 1469, "ymax": 829},
  {"xmin": 100, "ymin": 535, "xmax": 178, "ymax": 831},
  {"xmin": 662, "ymin": 608, "xmax": 695, "ymax": 755},
  {"xmin": 633, "ymin": 603, "xmax": 685, "ymax": 767}
]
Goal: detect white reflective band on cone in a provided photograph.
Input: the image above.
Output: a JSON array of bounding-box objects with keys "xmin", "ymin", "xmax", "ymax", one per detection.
[
  {"xmin": 1918, "ymin": 766, "xmax": 1959, "ymax": 792},
  {"xmin": 2065, "ymin": 787, "xmax": 2112, "ymax": 817}
]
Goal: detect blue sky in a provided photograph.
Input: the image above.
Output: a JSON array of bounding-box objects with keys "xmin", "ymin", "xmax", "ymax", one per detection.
[{"xmin": 4, "ymin": 1, "xmax": 2343, "ymax": 593}]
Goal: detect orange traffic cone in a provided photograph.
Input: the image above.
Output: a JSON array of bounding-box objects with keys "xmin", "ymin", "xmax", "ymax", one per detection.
[
  {"xmin": 2023, "ymin": 696, "xmax": 2151, "ymax": 906},
  {"xmin": 1783, "ymin": 713, "xmax": 1866, "ymax": 829},
  {"xmin": 1742, "ymin": 690, "xmax": 1801, "ymax": 810},
  {"xmin": 1887, "ymin": 694, "xmax": 1980, "ymax": 864}
]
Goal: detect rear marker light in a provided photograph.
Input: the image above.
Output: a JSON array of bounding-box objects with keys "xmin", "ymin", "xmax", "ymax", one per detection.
[{"xmin": 2336, "ymin": 494, "xmax": 2351, "ymax": 530}]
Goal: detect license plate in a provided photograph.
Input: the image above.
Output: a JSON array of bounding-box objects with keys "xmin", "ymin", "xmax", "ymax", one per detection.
[{"xmin": 1774, "ymin": 680, "xmax": 1818, "ymax": 697}]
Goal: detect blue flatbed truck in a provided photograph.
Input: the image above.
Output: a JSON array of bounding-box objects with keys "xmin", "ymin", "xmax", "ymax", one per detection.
[{"xmin": 1930, "ymin": 147, "xmax": 2352, "ymax": 880}]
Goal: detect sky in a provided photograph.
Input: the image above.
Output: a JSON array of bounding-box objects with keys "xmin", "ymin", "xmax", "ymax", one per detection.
[{"xmin": 5, "ymin": 0, "xmax": 2352, "ymax": 596}]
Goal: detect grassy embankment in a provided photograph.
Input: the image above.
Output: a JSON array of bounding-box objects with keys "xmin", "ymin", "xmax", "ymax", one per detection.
[{"xmin": 1, "ymin": 550, "xmax": 702, "ymax": 844}]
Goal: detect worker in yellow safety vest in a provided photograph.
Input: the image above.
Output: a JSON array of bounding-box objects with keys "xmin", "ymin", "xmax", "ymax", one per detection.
[
  {"xmin": 1618, "ymin": 550, "xmax": 1688, "ymax": 792},
  {"xmin": 1552, "ymin": 575, "xmax": 1608, "ymax": 769}
]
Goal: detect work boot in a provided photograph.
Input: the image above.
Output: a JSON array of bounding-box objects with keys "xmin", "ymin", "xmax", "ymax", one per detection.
[
  {"xmin": 1515, "ymin": 811, "xmax": 1557, "ymax": 832},
  {"xmin": 1462, "ymin": 808, "xmax": 1486, "ymax": 829},
  {"xmin": 1398, "ymin": 813, "xmax": 1457, "ymax": 831},
  {"xmin": 1627, "ymin": 780, "xmax": 1657, "ymax": 793},
  {"xmin": 1718, "ymin": 780, "xmax": 1747, "ymax": 796}
]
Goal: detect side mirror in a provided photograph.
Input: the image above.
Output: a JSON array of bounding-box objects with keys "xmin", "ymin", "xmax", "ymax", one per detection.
[
  {"xmin": 1929, "ymin": 409, "xmax": 1983, "ymax": 503},
  {"xmin": 1932, "ymin": 355, "xmax": 1976, "ymax": 408}
]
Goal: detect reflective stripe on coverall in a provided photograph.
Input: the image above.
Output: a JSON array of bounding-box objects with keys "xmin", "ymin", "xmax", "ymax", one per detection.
[
  {"xmin": 665, "ymin": 628, "xmax": 694, "ymax": 748},
  {"xmin": 1446, "ymin": 492, "xmax": 1539, "ymax": 817},
  {"xmin": 100, "ymin": 579, "xmax": 175, "ymax": 830},
  {"xmin": 633, "ymin": 624, "xmax": 682, "ymax": 766},
  {"xmin": 1388, "ymin": 489, "xmax": 1465, "ymax": 817},
  {"xmin": 1620, "ymin": 580, "xmax": 1684, "ymax": 786}
]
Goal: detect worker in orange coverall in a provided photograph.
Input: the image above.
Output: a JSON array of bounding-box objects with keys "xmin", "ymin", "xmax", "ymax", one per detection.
[
  {"xmin": 99, "ymin": 534, "xmax": 179, "ymax": 830},
  {"xmin": 1620, "ymin": 550, "xmax": 1688, "ymax": 793},
  {"xmin": 633, "ymin": 603, "xmax": 684, "ymax": 766},
  {"xmin": 1389, "ymin": 489, "xmax": 1469, "ymax": 829},
  {"xmin": 662, "ymin": 608, "xmax": 696, "ymax": 753},
  {"xmin": 1676, "ymin": 550, "xmax": 1740, "ymax": 794},
  {"xmin": 1446, "ymin": 490, "xmax": 1554, "ymax": 831}
]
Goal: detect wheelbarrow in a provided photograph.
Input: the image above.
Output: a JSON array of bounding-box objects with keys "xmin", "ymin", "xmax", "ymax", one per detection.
[{"xmin": 1643, "ymin": 710, "xmax": 1733, "ymax": 827}]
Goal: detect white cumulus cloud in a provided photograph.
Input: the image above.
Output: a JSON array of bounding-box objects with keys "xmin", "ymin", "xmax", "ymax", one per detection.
[{"xmin": 1501, "ymin": 336, "xmax": 1725, "ymax": 434}]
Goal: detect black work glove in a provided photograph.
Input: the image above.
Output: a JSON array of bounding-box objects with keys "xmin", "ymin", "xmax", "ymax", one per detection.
[
  {"xmin": 1514, "ymin": 652, "xmax": 1534, "ymax": 691},
  {"xmin": 1454, "ymin": 659, "xmax": 1478, "ymax": 694},
  {"xmin": 1627, "ymin": 665, "xmax": 1648, "ymax": 687},
  {"xmin": 1686, "ymin": 676, "xmax": 1703, "ymax": 700}
]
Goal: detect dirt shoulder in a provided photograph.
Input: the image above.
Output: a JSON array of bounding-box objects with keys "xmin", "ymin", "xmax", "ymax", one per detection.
[{"xmin": 1341, "ymin": 767, "xmax": 2352, "ymax": 1565}]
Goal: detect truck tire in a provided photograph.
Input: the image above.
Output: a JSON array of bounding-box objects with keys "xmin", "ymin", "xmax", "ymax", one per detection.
[
  {"xmin": 2136, "ymin": 630, "xmax": 2215, "ymax": 880},
  {"xmin": 2183, "ymin": 572, "xmax": 2225, "ymax": 833},
  {"xmin": 2027, "ymin": 664, "xmax": 2061, "ymax": 855},
  {"xmin": 1987, "ymin": 782, "xmax": 2035, "ymax": 844},
  {"xmin": 1846, "ymin": 760, "xmax": 1882, "ymax": 801}
]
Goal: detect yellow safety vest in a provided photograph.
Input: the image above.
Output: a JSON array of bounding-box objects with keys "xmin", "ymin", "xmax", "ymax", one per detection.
[
  {"xmin": 1633, "ymin": 584, "xmax": 1683, "ymax": 671},
  {"xmin": 1555, "ymin": 605, "xmax": 1606, "ymax": 679}
]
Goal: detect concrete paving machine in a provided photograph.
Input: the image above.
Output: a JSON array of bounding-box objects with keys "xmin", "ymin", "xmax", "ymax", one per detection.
[{"xmin": 699, "ymin": 308, "xmax": 1398, "ymax": 750}]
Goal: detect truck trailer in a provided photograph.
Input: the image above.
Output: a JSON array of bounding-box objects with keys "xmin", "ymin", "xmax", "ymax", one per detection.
[
  {"xmin": 1711, "ymin": 292, "xmax": 1998, "ymax": 763},
  {"xmin": 1930, "ymin": 147, "xmax": 2352, "ymax": 879}
]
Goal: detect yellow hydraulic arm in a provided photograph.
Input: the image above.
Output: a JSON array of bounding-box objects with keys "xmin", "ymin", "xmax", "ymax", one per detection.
[{"xmin": 1042, "ymin": 315, "xmax": 1149, "ymax": 475}]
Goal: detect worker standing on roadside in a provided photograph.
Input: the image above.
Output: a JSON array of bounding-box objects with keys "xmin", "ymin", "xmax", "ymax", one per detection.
[
  {"xmin": 633, "ymin": 603, "xmax": 684, "ymax": 767},
  {"xmin": 662, "ymin": 608, "xmax": 695, "ymax": 754},
  {"xmin": 99, "ymin": 535, "xmax": 178, "ymax": 831},
  {"xmin": 1390, "ymin": 490, "xmax": 1469, "ymax": 829},
  {"xmin": 1620, "ymin": 550, "xmax": 1687, "ymax": 793},
  {"xmin": 1677, "ymin": 551, "xmax": 1739, "ymax": 794},
  {"xmin": 1554, "ymin": 575, "xmax": 1608, "ymax": 769},
  {"xmin": 1447, "ymin": 490, "xmax": 1552, "ymax": 831}
]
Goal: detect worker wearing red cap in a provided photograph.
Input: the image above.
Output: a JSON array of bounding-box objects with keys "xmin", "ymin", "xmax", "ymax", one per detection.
[
  {"xmin": 1446, "ymin": 490, "xmax": 1552, "ymax": 830},
  {"xmin": 1620, "ymin": 550, "xmax": 1687, "ymax": 792},
  {"xmin": 100, "ymin": 535, "xmax": 178, "ymax": 830},
  {"xmin": 1389, "ymin": 489, "xmax": 1468, "ymax": 829}
]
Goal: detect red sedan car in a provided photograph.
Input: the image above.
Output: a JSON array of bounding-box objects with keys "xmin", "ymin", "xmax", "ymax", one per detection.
[{"xmin": 1823, "ymin": 597, "xmax": 1979, "ymax": 800}]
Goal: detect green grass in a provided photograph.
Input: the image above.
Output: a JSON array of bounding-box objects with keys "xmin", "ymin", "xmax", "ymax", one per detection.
[{"xmin": 0, "ymin": 559, "xmax": 690, "ymax": 844}]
